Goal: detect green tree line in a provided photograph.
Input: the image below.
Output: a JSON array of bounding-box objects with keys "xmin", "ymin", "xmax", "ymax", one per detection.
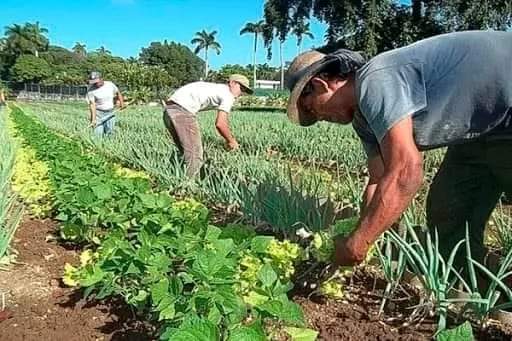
[
  {"xmin": 263, "ymin": 0, "xmax": 512, "ymax": 57},
  {"xmin": 0, "ymin": 22, "xmax": 207, "ymax": 90}
]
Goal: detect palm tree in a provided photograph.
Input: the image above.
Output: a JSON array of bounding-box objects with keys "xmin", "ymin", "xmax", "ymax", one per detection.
[
  {"xmin": 191, "ymin": 30, "xmax": 222, "ymax": 79},
  {"xmin": 4, "ymin": 22, "xmax": 48, "ymax": 57},
  {"xmin": 4, "ymin": 24, "xmax": 27, "ymax": 56},
  {"xmin": 240, "ymin": 20, "xmax": 265, "ymax": 88},
  {"xmin": 279, "ymin": 38, "xmax": 285, "ymax": 90},
  {"xmin": 24, "ymin": 22, "xmax": 49, "ymax": 57},
  {"xmin": 72, "ymin": 42, "xmax": 87, "ymax": 57},
  {"xmin": 96, "ymin": 46, "xmax": 111, "ymax": 56},
  {"xmin": 292, "ymin": 21, "xmax": 314, "ymax": 54}
]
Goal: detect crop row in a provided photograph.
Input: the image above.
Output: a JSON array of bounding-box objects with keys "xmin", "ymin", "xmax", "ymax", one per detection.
[
  {"xmin": 20, "ymin": 102, "xmax": 369, "ymax": 233},
  {"xmin": 0, "ymin": 106, "xmax": 22, "ymax": 266},
  {"xmin": 9, "ymin": 104, "xmax": 364, "ymax": 340},
  {"xmin": 20, "ymin": 102, "xmax": 512, "ymax": 251},
  {"xmin": 10, "ymin": 104, "xmax": 512, "ymax": 338}
]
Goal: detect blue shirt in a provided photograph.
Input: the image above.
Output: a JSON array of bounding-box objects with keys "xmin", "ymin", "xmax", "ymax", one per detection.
[{"xmin": 352, "ymin": 31, "xmax": 512, "ymax": 156}]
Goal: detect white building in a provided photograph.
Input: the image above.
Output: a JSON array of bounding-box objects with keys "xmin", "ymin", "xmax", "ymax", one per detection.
[{"xmin": 255, "ymin": 80, "xmax": 281, "ymax": 90}]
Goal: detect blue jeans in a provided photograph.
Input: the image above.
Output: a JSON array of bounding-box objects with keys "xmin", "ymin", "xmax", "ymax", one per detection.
[{"xmin": 94, "ymin": 110, "xmax": 115, "ymax": 136}]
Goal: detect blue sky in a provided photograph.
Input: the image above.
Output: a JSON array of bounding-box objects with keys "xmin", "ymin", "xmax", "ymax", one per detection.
[{"xmin": 1, "ymin": 0, "xmax": 328, "ymax": 69}]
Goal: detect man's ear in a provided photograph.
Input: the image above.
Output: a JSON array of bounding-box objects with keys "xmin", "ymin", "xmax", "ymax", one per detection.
[{"xmin": 310, "ymin": 76, "xmax": 329, "ymax": 92}]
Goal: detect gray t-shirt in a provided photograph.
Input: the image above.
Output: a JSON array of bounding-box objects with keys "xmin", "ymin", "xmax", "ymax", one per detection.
[
  {"xmin": 353, "ymin": 31, "xmax": 512, "ymax": 157},
  {"xmin": 86, "ymin": 81, "xmax": 119, "ymax": 112}
]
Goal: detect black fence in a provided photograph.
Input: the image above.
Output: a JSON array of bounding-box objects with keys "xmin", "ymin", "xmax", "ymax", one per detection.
[{"xmin": 18, "ymin": 83, "xmax": 89, "ymax": 101}]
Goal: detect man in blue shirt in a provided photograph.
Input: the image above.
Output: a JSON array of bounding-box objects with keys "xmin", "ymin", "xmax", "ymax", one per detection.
[{"xmin": 285, "ymin": 31, "xmax": 512, "ymax": 269}]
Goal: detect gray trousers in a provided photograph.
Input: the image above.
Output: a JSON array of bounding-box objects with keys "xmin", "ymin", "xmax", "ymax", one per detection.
[
  {"xmin": 163, "ymin": 104, "xmax": 203, "ymax": 177},
  {"xmin": 426, "ymin": 137, "xmax": 512, "ymax": 269}
]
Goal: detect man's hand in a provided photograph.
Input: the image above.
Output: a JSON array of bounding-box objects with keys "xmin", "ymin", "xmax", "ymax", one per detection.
[
  {"xmin": 88, "ymin": 119, "xmax": 96, "ymax": 128},
  {"xmin": 216, "ymin": 110, "xmax": 238, "ymax": 150},
  {"xmin": 334, "ymin": 235, "xmax": 368, "ymax": 266},
  {"xmin": 226, "ymin": 139, "xmax": 240, "ymax": 151}
]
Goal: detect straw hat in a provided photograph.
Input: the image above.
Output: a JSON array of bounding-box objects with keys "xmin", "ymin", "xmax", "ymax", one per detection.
[
  {"xmin": 285, "ymin": 49, "xmax": 365, "ymax": 126},
  {"xmin": 229, "ymin": 74, "xmax": 253, "ymax": 94}
]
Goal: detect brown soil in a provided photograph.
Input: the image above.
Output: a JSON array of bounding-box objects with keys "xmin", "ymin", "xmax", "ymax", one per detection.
[
  {"xmin": 296, "ymin": 269, "xmax": 512, "ymax": 341},
  {"xmin": 295, "ymin": 269, "xmax": 436, "ymax": 341},
  {"xmin": 298, "ymin": 297, "xmax": 429, "ymax": 341},
  {"xmin": 0, "ymin": 217, "xmax": 155, "ymax": 341}
]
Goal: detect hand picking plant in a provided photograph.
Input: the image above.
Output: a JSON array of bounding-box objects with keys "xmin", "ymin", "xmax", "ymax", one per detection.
[{"xmin": 293, "ymin": 217, "xmax": 367, "ymax": 300}]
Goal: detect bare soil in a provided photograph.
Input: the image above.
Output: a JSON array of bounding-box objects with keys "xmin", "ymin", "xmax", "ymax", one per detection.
[
  {"xmin": 0, "ymin": 217, "xmax": 154, "ymax": 341},
  {"xmin": 296, "ymin": 268, "xmax": 512, "ymax": 340}
]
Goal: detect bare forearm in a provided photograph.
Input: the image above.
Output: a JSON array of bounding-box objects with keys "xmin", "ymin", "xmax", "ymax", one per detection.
[
  {"xmin": 353, "ymin": 166, "xmax": 423, "ymax": 251},
  {"xmin": 89, "ymin": 105, "xmax": 96, "ymax": 122},
  {"xmin": 117, "ymin": 92, "xmax": 124, "ymax": 108},
  {"xmin": 216, "ymin": 123, "xmax": 235, "ymax": 143}
]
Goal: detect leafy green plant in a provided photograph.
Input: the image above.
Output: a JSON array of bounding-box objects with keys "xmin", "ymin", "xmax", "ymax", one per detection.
[
  {"xmin": 490, "ymin": 204, "xmax": 512, "ymax": 254},
  {"xmin": 241, "ymin": 172, "xmax": 336, "ymax": 238},
  {"xmin": 435, "ymin": 321, "xmax": 474, "ymax": 341},
  {"xmin": 11, "ymin": 145, "xmax": 54, "ymax": 217},
  {"xmin": 9, "ymin": 106, "xmax": 311, "ymax": 339},
  {"xmin": 375, "ymin": 229, "xmax": 407, "ymax": 315}
]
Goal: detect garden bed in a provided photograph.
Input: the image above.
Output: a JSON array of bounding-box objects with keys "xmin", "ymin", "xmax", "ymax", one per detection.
[
  {"xmin": 2, "ymin": 103, "xmax": 512, "ymax": 340},
  {"xmin": 2, "ymin": 217, "xmax": 512, "ymax": 340}
]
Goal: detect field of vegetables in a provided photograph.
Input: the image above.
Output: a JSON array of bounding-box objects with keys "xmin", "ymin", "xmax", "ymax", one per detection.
[{"xmin": 1, "ymin": 101, "xmax": 512, "ymax": 340}]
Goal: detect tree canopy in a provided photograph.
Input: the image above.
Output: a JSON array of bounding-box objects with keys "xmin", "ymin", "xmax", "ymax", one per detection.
[
  {"xmin": 263, "ymin": 0, "xmax": 512, "ymax": 56},
  {"xmin": 0, "ymin": 23, "xmax": 204, "ymax": 90},
  {"xmin": 11, "ymin": 54, "xmax": 51, "ymax": 83},
  {"xmin": 139, "ymin": 40, "xmax": 204, "ymax": 86}
]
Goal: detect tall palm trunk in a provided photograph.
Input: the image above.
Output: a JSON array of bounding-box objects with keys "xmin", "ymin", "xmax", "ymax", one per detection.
[
  {"xmin": 279, "ymin": 40, "xmax": 284, "ymax": 90},
  {"xmin": 252, "ymin": 32, "xmax": 258, "ymax": 88},
  {"xmin": 204, "ymin": 47, "xmax": 209, "ymax": 79}
]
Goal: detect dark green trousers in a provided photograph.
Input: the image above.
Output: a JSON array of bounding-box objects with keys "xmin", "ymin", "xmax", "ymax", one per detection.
[{"xmin": 426, "ymin": 138, "xmax": 512, "ymax": 268}]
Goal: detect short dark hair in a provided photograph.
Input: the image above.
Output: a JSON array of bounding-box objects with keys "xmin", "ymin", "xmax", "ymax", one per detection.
[
  {"xmin": 317, "ymin": 49, "xmax": 366, "ymax": 80},
  {"xmin": 318, "ymin": 61, "xmax": 353, "ymax": 80}
]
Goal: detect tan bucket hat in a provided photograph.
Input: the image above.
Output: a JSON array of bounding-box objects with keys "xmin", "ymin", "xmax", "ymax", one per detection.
[
  {"xmin": 229, "ymin": 74, "xmax": 253, "ymax": 94},
  {"xmin": 285, "ymin": 49, "xmax": 366, "ymax": 126}
]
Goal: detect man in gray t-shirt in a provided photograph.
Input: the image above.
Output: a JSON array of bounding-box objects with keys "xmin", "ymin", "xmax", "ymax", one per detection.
[
  {"xmin": 285, "ymin": 31, "xmax": 512, "ymax": 270},
  {"xmin": 86, "ymin": 71, "xmax": 124, "ymax": 136}
]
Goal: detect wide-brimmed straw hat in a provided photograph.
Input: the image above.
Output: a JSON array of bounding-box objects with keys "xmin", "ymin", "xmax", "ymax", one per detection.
[{"xmin": 285, "ymin": 49, "xmax": 366, "ymax": 126}]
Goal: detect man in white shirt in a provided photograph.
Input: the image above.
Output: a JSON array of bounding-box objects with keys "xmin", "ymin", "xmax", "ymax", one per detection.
[
  {"xmin": 86, "ymin": 72, "xmax": 124, "ymax": 136},
  {"xmin": 163, "ymin": 74, "xmax": 253, "ymax": 177}
]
